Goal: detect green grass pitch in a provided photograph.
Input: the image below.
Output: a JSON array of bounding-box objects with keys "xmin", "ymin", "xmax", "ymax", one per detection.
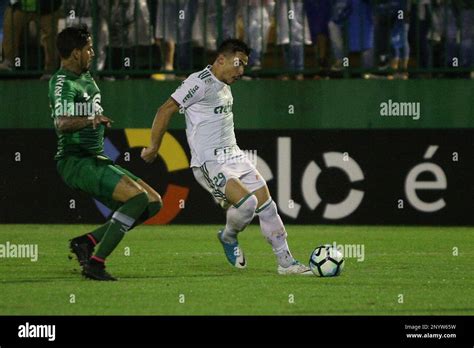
[{"xmin": 0, "ymin": 224, "xmax": 472, "ymax": 315}]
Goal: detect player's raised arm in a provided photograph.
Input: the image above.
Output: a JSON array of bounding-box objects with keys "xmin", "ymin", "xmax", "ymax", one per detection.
[
  {"xmin": 55, "ymin": 115, "xmax": 113, "ymax": 133},
  {"xmin": 54, "ymin": 115, "xmax": 93, "ymax": 133},
  {"xmin": 141, "ymin": 97, "xmax": 180, "ymax": 163}
]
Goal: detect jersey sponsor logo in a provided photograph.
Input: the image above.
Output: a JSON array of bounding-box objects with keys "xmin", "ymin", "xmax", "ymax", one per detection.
[
  {"xmin": 214, "ymin": 102, "xmax": 233, "ymax": 114},
  {"xmin": 182, "ymin": 85, "xmax": 200, "ymax": 104}
]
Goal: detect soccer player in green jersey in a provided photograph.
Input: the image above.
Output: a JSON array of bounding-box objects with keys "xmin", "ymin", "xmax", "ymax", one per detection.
[{"xmin": 49, "ymin": 27, "xmax": 162, "ymax": 281}]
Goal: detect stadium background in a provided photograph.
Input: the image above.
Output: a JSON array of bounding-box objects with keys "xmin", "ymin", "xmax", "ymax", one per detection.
[
  {"xmin": 0, "ymin": 0, "xmax": 473, "ymax": 323},
  {"xmin": 1, "ymin": 79, "xmax": 473, "ymax": 225},
  {"xmin": 0, "ymin": 0, "xmax": 473, "ymax": 226}
]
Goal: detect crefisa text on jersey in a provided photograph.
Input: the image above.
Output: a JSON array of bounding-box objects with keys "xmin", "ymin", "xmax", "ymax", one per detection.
[{"xmin": 18, "ymin": 322, "xmax": 56, "ymax": 342}]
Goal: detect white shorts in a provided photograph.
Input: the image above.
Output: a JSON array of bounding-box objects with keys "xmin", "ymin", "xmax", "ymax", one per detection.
[{"xmin": 192, "ymin": 156, "xmax": 266, "ymax": 208}]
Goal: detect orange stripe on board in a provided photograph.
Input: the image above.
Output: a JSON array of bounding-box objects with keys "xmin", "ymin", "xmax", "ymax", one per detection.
[{"xmin": 145, "ymin": 184, "xmax": 189, "ymax": 225}]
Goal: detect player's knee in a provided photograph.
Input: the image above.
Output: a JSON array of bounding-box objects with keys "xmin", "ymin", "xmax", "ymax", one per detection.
[
  {"xmin": 235, "ymin": 194, "xmax": 258, "ymax": 223},
  {"xmin": 147, "ymin": 200, "xmax": 162, "ymax": 218},
  {"xmin": 256, "ymin": 197, "xmax": 277, "ymax": 216},
  {"xmin": 148, "ymin": 191, "xmax": 163, "ymax": 207},
  {"xmin": 127, "ymin": 191, "xmax": 149, "ymax": 211},
  {"xmin": 145, "ymin": 191, "xmax": 162, "ymax": 217}
]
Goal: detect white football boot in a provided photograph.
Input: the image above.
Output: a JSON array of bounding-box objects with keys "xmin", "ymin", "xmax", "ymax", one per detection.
[{"xmin": 277, "ymin": 260, "xmax": 313, "ymax": 275}]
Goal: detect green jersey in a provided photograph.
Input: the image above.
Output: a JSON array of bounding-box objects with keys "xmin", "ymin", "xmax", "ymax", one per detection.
[{"xmin": 48, "ymin": 68, "xmax": 105, "ymax": 160}]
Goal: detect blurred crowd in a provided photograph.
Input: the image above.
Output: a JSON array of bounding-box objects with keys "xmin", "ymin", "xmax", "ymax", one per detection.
[{"xmin": 0, "ymin": 0, "xmax": 473, "ymax": 80}]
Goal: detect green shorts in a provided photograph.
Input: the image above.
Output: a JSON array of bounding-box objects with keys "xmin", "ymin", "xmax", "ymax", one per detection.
[{"xmin": 57, "ymin": 155, "xmax": 140, "ymax": 211}]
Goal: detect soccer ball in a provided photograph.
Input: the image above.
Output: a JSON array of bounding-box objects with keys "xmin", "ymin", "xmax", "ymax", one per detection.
[{"xmin": 309, "ymin": 245, "xmax": 345, "ymax": 277}]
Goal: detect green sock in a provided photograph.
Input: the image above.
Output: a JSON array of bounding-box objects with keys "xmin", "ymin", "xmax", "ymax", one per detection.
[
  {"xmin": 131, "ymin": 201, "xmax": 162, "ymax": 229},
  {"xmin": 89, "ymin": 199, "xmax": 152, "ymax": 241},
  {"xmin": 93, "ymin": 192, "xmax": 149, "ymax": 261},
  {"xmin": 89, "ymin": 221, "xmax": 112, "ymax": 243}
]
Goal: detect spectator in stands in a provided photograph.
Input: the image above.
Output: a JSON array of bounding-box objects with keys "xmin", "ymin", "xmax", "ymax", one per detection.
[
  {"xmin": 276, "ymin": 0, "xmax": 310, "ymax": 80},
  {"xmin": 410, "ymin": 0, "xmax": 432, "ymax": 70},
  {"xmin": 429, "ymin": 0, "xmax": 457, "ymax": 69},
  {"xmin": 349, "ymin": 0, "xmax": 374, "ymax": 69},
  {"xmin": 241, "ymin": 0, "xmax": 274, "ymax": 71},
  {"xmin": 374, "ymin": 0, "xmax": 399, "ymax": 71},
  {"xmin": 0, "ymin": 0, "xmax": 8, "ymax": 58},
  {"xmin": 329, "ymin": 0, "xmax": 374, "ymax": 71},
  {"xmin": 454, "ymin": 0, "xmax": 474, "ymax": 72},
  {"xmin": 222, "ymin": 0, "xmax": 239, "ymax": 40},
  {"xmin": 152, "ymin": 0, "xmax": 197, "ymax": 80},
  {"xmin": 304, "ymin": 0, "xmax": 331, "ymax": 71},
  {"xmin": 0, "ymin": 0, "xmax": 62, "ymax": 79},
  {"xmin": 189, "ymin": 0, "xmax": 273, "ymax": 72},
  {"xmin": 390, "ymin": 0, "xmax": 411, "ymax": 79},
  {"xmin": 107, "ymin": 0, "xmax": 153, "ymax": 74},
  {"xmin": 328, "ymin": 0, "xmax": 351, "ymax": 71},
  {"xmin": 192, "ymin": 0, "xmax": 220, "ymax": 54}
]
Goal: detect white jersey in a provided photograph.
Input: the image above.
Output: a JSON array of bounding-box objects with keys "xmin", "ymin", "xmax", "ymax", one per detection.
[{"xmin": 171, "ymin": 65, "xmax": 242, "ymax": 167}]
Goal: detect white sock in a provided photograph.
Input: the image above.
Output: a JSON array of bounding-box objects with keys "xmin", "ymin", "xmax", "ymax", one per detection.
[
  {"xmin": 256, "ymin": 198, "xmax": 295, "ymax": 268},
  {"xmin": 222, "ymin": 194, "xmax": 258, "ymax": 243}
]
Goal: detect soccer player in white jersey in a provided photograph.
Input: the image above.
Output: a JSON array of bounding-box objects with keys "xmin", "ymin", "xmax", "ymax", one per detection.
[{"xmin": 141, "ymin": 39, "xmax": 311, "ymax": 275}]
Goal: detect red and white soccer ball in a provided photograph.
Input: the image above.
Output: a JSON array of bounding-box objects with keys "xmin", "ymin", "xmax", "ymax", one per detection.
[{"xmin": 309, "ymin": 245, "xmax": 345, "ymax": 277}]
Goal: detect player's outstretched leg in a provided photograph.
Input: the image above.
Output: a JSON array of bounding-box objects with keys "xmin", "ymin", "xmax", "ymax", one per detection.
[
  {"xmin": 255, "ymin": 196, "xmax": 312, "ymax": 275},
  {"xmin": 129, "ymin": 179, "xmax": 163, "ymax": 228},
  {"xmin": 70, "ymin": 185, "xmax": 161, "ymax": 268},
  {"xmin": 76, "ymin": 176, "xmax": 161, "ymax": 281},
  {"xmin": 83, "ymin": 192, "xmax": 149, "ymax": 281},
  {"xmin": 218, "ymin": 193, "xmax": 258, "ymax": 269},
  {"xmin": 82, "ymin": 177, "xmax": 150, "ymax": 281}
]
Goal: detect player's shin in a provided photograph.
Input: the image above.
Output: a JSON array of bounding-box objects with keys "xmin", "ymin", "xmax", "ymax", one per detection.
[
  {"xmin": 88, "ymin": 221, "xmax": 111, "ymax": 243},
  {"xmin": 93, "ymin": 192, "xmax": 149, "ymax": 261},
  {"xmin": 256, "ymin": 198, "xmax": 295, "ymax": 268},
  {"xmin": 88, "ymin": 198, "xmax": 162, "ymax": 240},
  {"xmin": 221, "ymin": 194, "xmax": 258, "ymax": 243}
]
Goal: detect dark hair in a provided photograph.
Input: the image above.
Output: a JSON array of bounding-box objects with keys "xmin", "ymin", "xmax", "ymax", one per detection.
[
  {"xmin": 217, "ymin": 39, "xmax": 251, "ymax": 57},
  {"xmin": 56, "ymin": 26, "xmax": 91, "ymax": 59}
]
